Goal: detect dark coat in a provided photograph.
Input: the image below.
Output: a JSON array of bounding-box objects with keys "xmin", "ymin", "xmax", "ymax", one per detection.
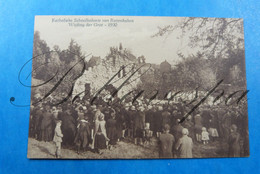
[
  {"xmin": 106, "ymin": 118, "xmax": 117, "ymax": 145},
  {"xmin": 134, "ymin": 111, "xmax": 145, "ymax": 130},
  {"xmin": 153, "ymin": 111, "xmax": 162, "ymax": 132},
  {"xmin": 74, "ymin": 121, "xmax": 91, "ymax": 148},
  {"xmin": 40, "ymin": 111, "xmax": 54, "ymax": 141},
  {"xmin": 159, "ymin": 133, "xmax": 175, "ymax": 158},
  {"xmin": 171, "ymin": 124, "xmax": 183, "ymax": 141},
  {"xmin": 61, "ymin": 112, "xmax": 77, "ymax": 145},
  {"xmin": 161, "ymin": 111, "xmax": 171, "ymax": 127}
]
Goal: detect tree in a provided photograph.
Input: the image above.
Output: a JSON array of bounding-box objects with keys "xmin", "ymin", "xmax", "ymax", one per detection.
[
  {"xmin": 32, "ymin": 32, "xmax": 86, "ymax": 100},
  {"xmin": 152, "ymin": 17, "xmax": 244, "ymax": 59},
  {"xmin": 32, "ymin": 31, "xmax": 52, "ymax": 80},
  {"xmin": 152, "ymin": 17, "xmax": 246, "ymax": 91}
]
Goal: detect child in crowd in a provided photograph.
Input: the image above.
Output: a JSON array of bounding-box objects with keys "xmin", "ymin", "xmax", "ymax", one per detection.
[
  {"xmin": 53, "ymin": 120, "xmax": 63, "ymax": 158},
  {"xmin": 201, "ymin": 127, "xmax": 209, "ymax": 144},
  {"xmin": 143, "ymin": 123, "xmax": 153, "ymax": 146},
  {"xmin": 208, "ymin": 119, "xmax": 219, "ymax": 142}
]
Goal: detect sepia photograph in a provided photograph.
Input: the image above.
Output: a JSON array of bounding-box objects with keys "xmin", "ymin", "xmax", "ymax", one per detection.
[{"xmin": 27, "ymin": 16, "xmax": 249, "ymax": 159}]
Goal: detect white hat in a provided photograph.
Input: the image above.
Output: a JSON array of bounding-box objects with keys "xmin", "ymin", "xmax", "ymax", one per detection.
[
  {"xmin": 80, "ymin": 119, "xmax": 88, "ymax": 123},
  {"xmin": 182, "ymin": 128, "xmax": 189, "ymax": 135}
]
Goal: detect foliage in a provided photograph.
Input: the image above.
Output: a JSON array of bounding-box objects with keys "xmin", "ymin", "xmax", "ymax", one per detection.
[
  {"xmin": 151, "ymin": 17, "xmax": 246, "ymax": 92},
  {"xmin": 32, "ymin": 31, "xmax": 86, "ymax": 97}
]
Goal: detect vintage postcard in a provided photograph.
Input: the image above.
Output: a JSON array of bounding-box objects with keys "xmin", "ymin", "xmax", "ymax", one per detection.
[{"xmin": 27, "ymin": 16, "xmax": 249, "ymax": 159}]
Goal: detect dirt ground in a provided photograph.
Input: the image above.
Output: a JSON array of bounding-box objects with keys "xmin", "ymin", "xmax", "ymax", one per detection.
[{"xmin": 27, "ymin": 137, "xmax": 227, "ymax": 159}]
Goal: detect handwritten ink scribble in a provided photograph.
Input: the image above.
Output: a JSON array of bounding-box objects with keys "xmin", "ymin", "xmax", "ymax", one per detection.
[
  {"xmin": 10, "ymin": 97, "xmax": 15, "ymax": 102},
  {"xmin": 25, "ymin": 17, "xmax": 249, "ymax": 159},
  {"xmin": 11, "ymin": 50, "xmax": 89, "ymax": 107}
]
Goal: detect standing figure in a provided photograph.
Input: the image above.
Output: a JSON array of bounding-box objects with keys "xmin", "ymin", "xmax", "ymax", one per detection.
[
  {"xmin": 74, "ymin": 118, "xmax": 91, "ymax": 154},
  {"xmin": 194, "ymin": 114, "xmax": 203, "ymax": 142},
  {"xmin": 127, "ymin": 106, "xmax": 135, "ymax": 138},
  {"xmin": 175, "ymin": 128, "xmax": 193, "ymax": 158},
  {"xmin": 115, "ymin": 107, "xmax": 125, "ymax": 141},
  {"xmin": 143, "ymin": 123, "xmax": 153, "ymax": 145},
  {"xmin": 40, "ymin": 105, "xmax": 54, "ymax": 142},
  {"xmin": 183, "ymin": 115, "xmax": 194, "ymax": 141},
  {"xmin": 60, "ymin": 109, "xmax": 77, "ymax": 146},
  {"xmin": 158, "ymin": 124, "xmax": 175, "ymax": 158},
  {"xmin": 171, "ymin": 119, "xmax": 183, "ymax": 142},
  {"xmin": 33, "ymin": 105, "xmax": 43, "ymax": 140},
  {"xmin": 106, "ymin": 113, "xmax": 117, "ymax": 147},
  {"xmin": 208, "ymin": 119, "xmax": 219, "ymax": 142},
  {"xmin": 154, "ymin": 106, "xmax": 163, "ymax": 137},
  {"xmin": 119, "ymin": 107, "xmax": 127, "ymax": 139},
  {"xmin": 93, "ymin": 113, "xmax": 109, "ymax": 154},
  {"xmin": 53, "ymin": 120, "xmax": 63, "ymax": 158},
  {"xmin": 228, "ymin": 124, "xmax": 241, "ymax": 157},
  {"xmin": 134, "ymin": 107, "xmax": 145, "ymax": 145},
  {"xmin": 201, "ymin": 127, "xmax": 209, "ymax": 144},
  {"xmin": 161, "ymin": 108, "xmax": 171, "ymax": 128}
]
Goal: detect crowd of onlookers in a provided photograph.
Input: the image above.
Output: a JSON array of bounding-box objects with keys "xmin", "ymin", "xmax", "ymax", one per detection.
[{"xmin": 29, "ymin": 95, "xmax": 249, "ymax": 158}]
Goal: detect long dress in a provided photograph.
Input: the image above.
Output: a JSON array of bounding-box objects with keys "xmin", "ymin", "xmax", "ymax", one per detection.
[
  {"xmin": 194, "ymin": 114, "xmax": 202, "ymax": 134},
  {"xmin": 61, "ymin": 113, "xmax": 77, "ymax": 146},
  {"xmin": 33, "ymin": 109, "xmax": 43, "ymax": 140},
  {"xmin": 183, "ymin": 119, "xmax": 194, "ymax": 140},
  {"xmin": 208, "ymin": 117, "xmax": 219, "ymax": 137},
  {"xmin": 201, "ymin": 131, "xmax": 210, "ymax": 141},
  {"xmin": 106, "ymin": 118, "xmax": 117, "ymax": 145},
  {"xmin": 228, "ymin": 132, "xmax": 240, "ymax": 157},
  {"xmin": 116, "ymin": 112, "xmax": 124, "ymax": 139},
  {"xmin": 93, "ymin": 120, "xmax": 107, "ymax": 149},
  {"xmin": 40, "ymin": 111, "xmax": 54, "ymax": 141},
  {"xmin": 134, "ymin": 111, "xmax": 145, "ymax": 138},
  {"xmin": 74, "ymin": 121, "xmax": 91, "ymax": 149}
]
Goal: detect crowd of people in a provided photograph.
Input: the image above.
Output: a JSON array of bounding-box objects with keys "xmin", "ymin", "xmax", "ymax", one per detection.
[{"xmin": 29, "ymin": 95, "xmax": 249, "ymax": 158}]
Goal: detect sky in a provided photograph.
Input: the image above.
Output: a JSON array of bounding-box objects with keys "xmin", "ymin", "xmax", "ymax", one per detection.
[{"xmin": 34, "ymin": 16, "xmax": 194, "ymax": 65}]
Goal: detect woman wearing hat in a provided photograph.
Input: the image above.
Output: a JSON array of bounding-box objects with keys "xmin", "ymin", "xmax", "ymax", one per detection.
[{"xmin": 175, "ymin": 128, "xmax": 193, "ymax": 158}]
